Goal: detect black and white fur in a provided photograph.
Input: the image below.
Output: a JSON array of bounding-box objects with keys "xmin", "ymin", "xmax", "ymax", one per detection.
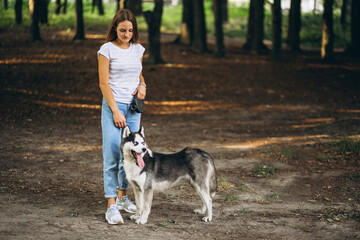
[{"xmin": 121, "ymin": 126, "xmax": 217, "ymax": 224}]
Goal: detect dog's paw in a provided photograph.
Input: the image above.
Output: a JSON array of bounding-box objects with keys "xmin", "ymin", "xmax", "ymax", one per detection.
[
  {"xmin": 193, "ymin": 208, "xmax": 205, "ymax": 215},
  {"xmin": 130, "ymin": 215, "xmax": 140, "ymax": 220},
  {"xmin": 135, "ymin": 217, "xmax": 148, "ymax": 224},
  {"xmin": 202, "ymin": 216, "xmax": 212, "ymax": 222}
]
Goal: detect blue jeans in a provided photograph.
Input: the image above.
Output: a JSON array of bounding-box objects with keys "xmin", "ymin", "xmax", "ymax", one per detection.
[{"xmin": 101, "ymin": 98, "xmax": 141, "ymax": 198}]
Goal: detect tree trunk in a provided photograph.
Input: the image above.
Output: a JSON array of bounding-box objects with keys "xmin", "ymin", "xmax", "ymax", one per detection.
[
  {"xmin": 144, "ymin": 0, "xmax": 164, "ymax": 64},
  {"xmin": 15, "ymin": 0, "xmax": 23, "ymax": 24},
  {"xmin": 73, "ymin": 0, "xmax": 85, "ymax": 40},
  {"xmin": 62, "ymin": 0, "xmax": 67, "ymax": 14},
  {"xmin": 287, "ymin": 0, "xmax": 301, "ymax": 51},
  {"xmin": 177, "ymin": 0, "xmax": 193, "ymax": 45},
  {"xmin": 4, "ymin": 0, "xmax": 8, "ymax": 10},
  {"xmin": 272, "ymin": 0, "xmax": 282, "ymax": 60},
  {"xmin": 92, "ymin": 0, "xmax": 96, "ymax": 13},
  {"xmin": 97, "ymin": 0, "xmax": 104, "ymax": 15},
  {"xmin": 125, "ymin": 0, "xmax": 142, "ymax": 16},
  {"xmin": 117, "ymin": 0, "xmax": 121, "ymax": 11},
  {"xmin": 29, "ymin": 0, "xmax": 42, "ymax": 41},
  {"xmin": 214, "ymin": 0, "xmax": 225, "ymax": 57},
  {"xmin": 251, "ymin": 0, "xmax": 265, "ymax": 54},
  {"xmin": 243, "ymin": 0, "xmax": 255, "ymax": 49},
  {"xmin": 222, "ymin": 0, "xmax": 228, "ymax": 23},
  {"xmin": 321, "ymin": 0, "xmax": 334, "ymax": 60},
  {"xmin": 212, "ymin": 0, "xmax": 228, "ymax": 23},
  {"xmin": 55, "ymin": 0, "xmax": 61, "ymax": 14},
  {"xmin": 341, "ymin": 0, "xmax": 348, "ymax": 30},
  {"xmin": 346, "ymin": 0, "xmax": 360, "ymax": 54},
  {"xmin": 192, "ymin": 0, "xmax": 207, "ymax": 53},
  {"xmin": 39, "ymin": 0, "xmax": 48, "ymax": 25}
]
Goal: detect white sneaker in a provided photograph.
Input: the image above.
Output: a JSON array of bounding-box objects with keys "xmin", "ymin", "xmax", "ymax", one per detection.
[
  {"xmin": 116, "ymin": 196, "xmax": 136, "ymax": 213},
  {"xmin": 105, "ymin": 204, "xmax": 124, "ymax": 225}
]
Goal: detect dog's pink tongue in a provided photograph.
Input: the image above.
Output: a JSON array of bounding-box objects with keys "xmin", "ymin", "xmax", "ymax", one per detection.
[{"xmin": 136, "ymin": 153, "xmax": 145, "ymax": 169}]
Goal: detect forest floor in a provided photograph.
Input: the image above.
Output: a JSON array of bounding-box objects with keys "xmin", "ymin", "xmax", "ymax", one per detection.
[{"xmin": 1, "ymin": 28, "xmax": 360, "ymax": 239}]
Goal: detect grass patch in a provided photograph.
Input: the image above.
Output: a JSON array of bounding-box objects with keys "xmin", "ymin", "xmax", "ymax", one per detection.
[
  {"xmin": 322, "ymin": 209, "xmax": 360, "ymax": 223},
  {"xmin": 280, "ymin": 147, "xmax": 298, "ymax": 160},
  {"xmin": 334, "ymin": 138, "xmax": 360, "ymax": 155},
  {"xmin": 158, "ymin": 222, "xmax": 168, "ymax": 227},
  {"xmin": 217, "ymin": 178, "xmax": 236, "ymax": 191},
  {"xmin": 224, "ymin": 193, "xmax": 238, "ymax": 202},
  {"xmin": 250, "ymin": 164, "xmax": 278, "ymax": 178},
  {"xmin": 317, "ymin": 154, "xmax": 334, "ymax": 163},
  {"xmin": 264, "ymin": 192, "xmax": 284, "ymax": 201},
  {"xmin": 238, "ymin": 182, "xmax": 251, "ymax": 192},
  {"xmin": 165, "ymin": 193, "xmax": 180, "ymax": 199},
  {"xmin": 344, "ymin": 171, "xmax": 360, "ymax": 181}
]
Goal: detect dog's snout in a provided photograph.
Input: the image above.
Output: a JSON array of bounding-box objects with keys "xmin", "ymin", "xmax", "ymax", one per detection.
[{"xmin": 142, "ymin": 148, "xmax": 146, "ymax": 153}]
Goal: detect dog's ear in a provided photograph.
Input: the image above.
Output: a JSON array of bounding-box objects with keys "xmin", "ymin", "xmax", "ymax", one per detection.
[
  {"xmin": 123, "ymin": 126, "xmax": 131, "ymax": 139},
  {"xmin": 139, "ymin": 125, "xmax": 145, "ymax": 138}
]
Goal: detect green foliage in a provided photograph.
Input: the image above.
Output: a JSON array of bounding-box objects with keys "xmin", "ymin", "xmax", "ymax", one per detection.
[
  {"xmin": 0, "ymin": 1, "xmax": 351, "ymax": 47},
  {"xmin": 158, "ymin": 222, "xmax": 168, "ymax": 227},
  {"xmin": 334, "ymin": 138, "xmax": 360, "ymax": 154},
  {"xmin": 251, "ymin": 164, "xmax": 278, "ymax": 178},
  {"xmin": 264, "ymin": 192, "xmax": 284, "ymax": 201},
  {"xmin": 344, "ymin": 171, "xmax": 360, "ymax": 181},
  {"xmin": 317, "ymin": 154, "xmax": 333, "ymax": 162},
  {"xmin": 280, "ymin": 147, "xmax": 298, "ymax": 160},
  {"xmin": 224, "ymin": 193, "xmax": 238, "ymax": 202}
]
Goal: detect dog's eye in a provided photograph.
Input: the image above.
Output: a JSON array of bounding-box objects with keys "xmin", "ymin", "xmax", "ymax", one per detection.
[
  {"xmin": 141, "ymin": 142, "xmax": 145, "ymax": 145},
  {"xmin": 133, "ymin": 141, "xmax": 138, "ymax": 146}
]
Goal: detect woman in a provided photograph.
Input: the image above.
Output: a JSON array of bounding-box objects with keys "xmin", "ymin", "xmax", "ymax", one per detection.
[{"xmin": 97, "ymin": 9, "xmax": 146, "ymax": 225}]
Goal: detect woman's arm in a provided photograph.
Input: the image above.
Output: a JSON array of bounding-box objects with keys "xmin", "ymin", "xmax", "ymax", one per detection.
[
  {"xmin": 133, "ymin": 56, "xmax": 146, "ymax": 100},
  {"xmin": 98, "ymin": 54, "xmax": 126, "ymax": 128}
]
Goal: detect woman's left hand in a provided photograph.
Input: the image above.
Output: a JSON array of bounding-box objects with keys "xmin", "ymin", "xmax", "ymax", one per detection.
[{"xmin": 133, "ymin": 84, "xmax": 146, "ymax": 100}]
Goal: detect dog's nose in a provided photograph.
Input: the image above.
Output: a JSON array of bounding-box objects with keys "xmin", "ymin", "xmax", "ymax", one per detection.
[{"xmin": 142, "ymin": 148, "xmax": 146, "ymax": 153}]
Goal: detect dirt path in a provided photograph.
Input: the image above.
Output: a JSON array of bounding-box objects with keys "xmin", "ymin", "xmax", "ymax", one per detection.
[{"xmin": 1, "ymin": 29, "xmax": 359, "ymax": 239}]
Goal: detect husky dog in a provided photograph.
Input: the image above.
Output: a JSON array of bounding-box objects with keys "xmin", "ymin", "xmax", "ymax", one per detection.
[{"xmin": 121, "ymin": 126, "xmax": 217, "ymax": 224}]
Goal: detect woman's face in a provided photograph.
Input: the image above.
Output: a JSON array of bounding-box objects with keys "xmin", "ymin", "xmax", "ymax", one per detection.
[{"xmin": 116, "ymin": 20, "xmax": 134, "ymax": 44}]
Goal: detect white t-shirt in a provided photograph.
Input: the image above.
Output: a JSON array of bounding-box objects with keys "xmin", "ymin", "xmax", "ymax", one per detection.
[{"xmin": 97, "ymin": 42, "xmax": 145, "ymax": 104}]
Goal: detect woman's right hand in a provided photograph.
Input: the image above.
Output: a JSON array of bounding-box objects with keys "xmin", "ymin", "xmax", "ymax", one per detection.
[{"xmin": 113, "ymin": 109, "xmax": 126, "ymax": 128}]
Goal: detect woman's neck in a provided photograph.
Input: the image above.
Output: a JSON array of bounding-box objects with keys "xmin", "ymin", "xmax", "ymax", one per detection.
[{"xmin": 113, "ymin": 40, "xmax": 130, "ymax": 49}]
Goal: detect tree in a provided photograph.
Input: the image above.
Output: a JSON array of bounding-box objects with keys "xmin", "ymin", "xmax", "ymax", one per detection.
[
  {"xmin": 29, "ymin": 0, "xmax": 42, "ymax": 41},
  {"xmin": 214, "ymin": 0, "xmax": 225, "ymax": 57},
  {"xmin": 62, "ymin": 0, "xmax": 67, "ymax": 14},
  {"xmin": 177, "ymin": 0, "xmax": 194, "ymax": 45},
  {"xmin": 39, "ymin": 0, "xmax": 48, "ymax": 25},
  {"xmin": 55, "ymin": 0, "xmax": 62, "ymax": 14},
  {"xmin": 73, "ymin": 0, "xmax": 85, "ymax": 40},
  {"xmin": 4, "ymin": 0, "xmax": 8, "ymax": 10},
  {"xmin": 272, "ymin": 0, "xmax": 282, "ymax": 60},
  {"xmin": 244, "ymin": 0, "xmax": 266, "ymax": 52},
  {"xmin": 243, "ymin": 0, "xmax": 255, "ymax": 49},
  {"xmin": 346, "ymin": 0, "xmax": 360, "ymax": 55},
  {"xmin": 212, "ymin": 0, "xmax": 228, "ymax": 23},
  {"xmin": 341, "ymin": 0, "xmax": 348, "ymax": 30},
  {"xmin": 92, "ymin": 0, "xmax": 104, "ymax": 15},
  {"xmin": 118, "ymin": 0, "xmax": 142, "ymax": 15},
  {"xmin": 192, "ymin": 0, "xmax": 207, "ymax": 53},
  {"xmin": 251, "ymin": 0, "xmax": 265, "ymax": 54},
  {"xmin": 126, "ymin": 0, "xmax": 142, "ymax": 16},
  {"xmin": 287, "ymin": 0, "xmax": 301, "ymax": 51},
  {"xmin": 97, "ymin": 0, "xmax": 104, "ymax": 15},
  {"xmin": 321, "ymin": 0, "xmax": 334, "ymax": 60},
  {"xmin": 15, "ymin": 0, "xmax": 23, "ymax": 24},
  {"xmin": 144, "ymin": 0, "xmax": 164, "ymax": 64}
]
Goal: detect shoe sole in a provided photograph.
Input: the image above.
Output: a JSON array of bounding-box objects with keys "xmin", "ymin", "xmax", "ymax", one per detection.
[
  {"xmin": 105, "ymin": 215, "xmax": 124, "ymax": 225},
  {"xmin": 118, "ymin": 206, "xmax": 136, "ymax": 214}
]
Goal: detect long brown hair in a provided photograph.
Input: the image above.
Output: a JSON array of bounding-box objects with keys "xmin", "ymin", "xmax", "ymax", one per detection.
[{"xmin": 105, "ymin": 9, "xmax": 139, "ymax": 43}]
